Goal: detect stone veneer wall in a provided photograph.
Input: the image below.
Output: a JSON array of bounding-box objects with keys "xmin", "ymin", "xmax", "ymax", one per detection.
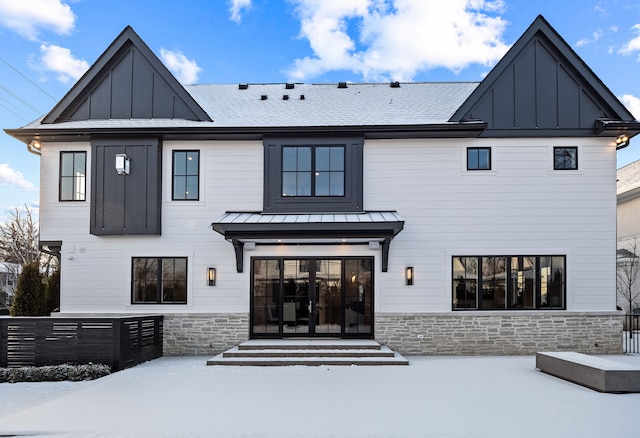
[
  {"xmin": 375, "ymin": 312, "xmax": 623, "ymax": 356},
  {"xmin": 163, "ymin": 313, "xmax": 249, "ymax": 356}
]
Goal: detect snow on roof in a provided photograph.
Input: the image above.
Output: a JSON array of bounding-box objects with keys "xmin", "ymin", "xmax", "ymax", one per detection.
[{"xmin": 185, "ymin": 82, "xmax": 479, "ymax": 127}]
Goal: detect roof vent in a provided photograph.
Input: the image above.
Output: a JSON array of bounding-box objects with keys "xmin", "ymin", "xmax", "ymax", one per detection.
[
  {"xmin": 390, "ymin": 81, "xmax": 400, "ymax": 88},
  {"xmin": 283, "ymin": 95, "xmax": 289, "ymax": 100},
  {"xmin": 300, "ymin": 95, "xmax": 305, "ymax": 100},
  {"xmin": 337, "ymin": 82, "xmax": 348, "ymax": 89},
  {"xmin": 285, "ymin": 83, "xmax": 295, "ymax": 89},
  {"xmin": 261, "ymin": 95, "xmax": 268, "ymax": 100},
  {"xmin": 238, "ymin": 83, "xmax": 249, "ymax": 90}
]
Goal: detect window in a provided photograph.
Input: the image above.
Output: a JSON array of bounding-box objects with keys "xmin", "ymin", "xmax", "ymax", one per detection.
[
  {"xmin": 132, "ymin": 257, "xmax": 187, "ymax": 304},
  {"xmin": 263, "ymin": 137, "xmax": 363, "ymax": 213},
  {"xmin": 467, "ymin": 147, "xmax": 491, "ymax": 170},
  {"xmin": 60, "ymin": 152, "xmax": 86, "ymax": 201},
  {"xmin": 282, "ymin": 146, "xmax": 344, "ymax": 196},
  {"xmin": 554, "ymin": 147, "xmax": 577, "ymax": 170},
  {"xmin": 452, "ymin": 255, "xmax": 565, "ymax": 310},
  {"xmin": 172, "ymin": 151, "xmax": 199, "ymax": 200}
]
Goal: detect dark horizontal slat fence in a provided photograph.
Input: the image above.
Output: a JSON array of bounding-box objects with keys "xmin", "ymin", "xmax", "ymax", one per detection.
[{"xmin": 0, "ymin": 315, "xmax": 163, "ymax": 371}]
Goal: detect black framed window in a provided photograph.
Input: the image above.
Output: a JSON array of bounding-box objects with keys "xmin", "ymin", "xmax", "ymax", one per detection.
[
  {"xmin": 467, "ymin": 147, "xmax": 491, "ymax": 170},
  {"xmin": 553, "ymin": 147, "xmax": 577, "ymax": 170},
  {"xmin": 452, "ymin": 255, "xmax": 565, "ymax": 310},
  {"xmin": 172, "ymin": 151, "xmax": 199, "ymax": 200},
  {"xmin": 59, "ymin": 151, "xmax": 86, "ymax": 201},
  {"xmin": 132, "ymin": 257, "xmax": 187, "ymax": 304},
  {"xmin": 264, "ymin": 137, "xmax": 363, "ymax": 213},
  {"xmin": 282, "ymin": 146, "xmax": 344, "ymax": 197}
]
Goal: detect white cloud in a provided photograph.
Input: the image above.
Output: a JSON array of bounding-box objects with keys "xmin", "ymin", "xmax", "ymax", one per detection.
[
  {"xmin": 160, "ymin": 49, "xmax": 202, "ymax": 84},
  {"xmin": 229, "ymin": 0, "xmax": 252, "ymax": 23},
  {"xmin": 620, "ymin": 94, "xmax": 640, "ymax": 120},
  {"xmin": 0, "ymin": 0, "xmax": 75, "ymax": 41},
  {"xmin": 576, "ymin": 29, "xmax": 603, "ymax": 47},
  {"xmin": 0, "ymin": 164, "xmax": 37, "ymax": 191},
  {"xmin": 286, "ymin": 0, "xmax": 510, "ymax": 82},
  {"xmin": 618, "ymin": 24, "xmax": 640, "ymax": 59},
  {"xmin": 39, "ymin": 43, "xmax": 89, "ymax": 83}
]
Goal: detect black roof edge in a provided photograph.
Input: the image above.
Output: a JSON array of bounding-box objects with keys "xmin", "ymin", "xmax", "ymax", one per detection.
[
  {"xmin": 450, "ymin": 15, "xmax": 637, "ymax": 124},
  {"xmin": 4, "ymin": 122, "xmax": 488, "ymax": 144},
  {"xmin": 41, "ymin": 26, "xmax": 211, "ymax": 124}
]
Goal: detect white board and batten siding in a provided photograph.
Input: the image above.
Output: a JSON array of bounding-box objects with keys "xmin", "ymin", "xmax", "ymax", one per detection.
[{"xmin": 40, "ymin": 136, "xmax": 618, "ymax": 314}]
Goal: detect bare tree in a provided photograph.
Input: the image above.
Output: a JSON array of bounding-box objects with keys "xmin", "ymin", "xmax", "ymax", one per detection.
[
  {"xmin": 0, "ymin": 205, "xmax": 56, "ymax": 276},
  {"xmin": 617, "ymin": 236, "xmax": 640, "ymax": 314}
]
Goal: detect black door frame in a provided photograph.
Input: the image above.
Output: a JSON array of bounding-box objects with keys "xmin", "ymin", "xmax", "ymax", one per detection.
[{"xmin": 250, "ymin": 256, "xmax": 374, "ymax": 339}]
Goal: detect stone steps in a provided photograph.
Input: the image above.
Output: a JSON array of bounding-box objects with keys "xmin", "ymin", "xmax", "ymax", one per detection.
[{"xmin": 207, "ymin": 339, "xmax": 409, "ymax": 366}]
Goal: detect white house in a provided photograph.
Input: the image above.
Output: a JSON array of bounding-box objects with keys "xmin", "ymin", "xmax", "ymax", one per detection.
[
  {"xmin": 617, "ymin": 160, "xmax": 640, "ymax": 314},
  {"xmin": 5, "ymin": 15, "xmax": 639, "ymax": 356}
]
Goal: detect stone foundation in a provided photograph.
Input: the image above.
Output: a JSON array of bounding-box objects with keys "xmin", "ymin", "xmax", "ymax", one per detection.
[
  {"xmin": 375, "ymin": 312, "xmax": 623, "ymax": 356},
  {"xmin": 163, "ymin": 313, "xmax": 249, "ymax": 356}
]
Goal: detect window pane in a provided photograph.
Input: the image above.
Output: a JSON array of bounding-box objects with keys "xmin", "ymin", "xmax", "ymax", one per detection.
[
  {"xmin": 174, "ymin": 151, "xmax": 186, "ymax": 174},
  {"xmin": 61, "ymin": 153, "xmax": 74, "ymax": 176},
  {"xmin": 297, "ymin": 147, "xmax": 311, "ymax": 171},
  {"xmin": 186, "ymin": 152, "xmax": 199, "ymax": 174},
  {"xmin": 315, "ymin": 172, "xmax": 330, "ymax": 196},
  {"xmin": 60, "ymin": 178, "xmax": 73, "ymax": 201},
  {"xmin": 173, "ymin": 176, "xmax": 186, "ymax": 199},
  {"xmin": 282, "ymin": 172, "xmax": 297, "ymax": 196},
  {"xmin": 453, "ymin": 256, "xmax": 478, "ymax": 309},
  {"xmin": 467, "ymin": 149, "xmax": 479, "ymax": 169},
  {"xmin": 330, "ymin": 172, "xmax": 344, "ymax": 196},
  {"xmin": 316, "ymin": 147, "xmax": 330, "ymax": 171},
  {"xmin": 480, "ymin": 257, "xmax": 506, "ymax": 309},
  {"xmin": 185, "ymin": 176, "xmax": 198, "ymax": 200},
  {"xmin": 297, "ymin": 172, "xmax": 311, "ymax": 196},
  {"xmin": 478, "ymin": 149, "xmax": 490, "ymax": 169},
  {"xmin": 509, "ymin": 257, "xmax": 536, "ymax": 309},
  {"xmin": 74, "ymin": 153, "xmax": 86, "ymax": 175},
  {"xmin": 133, "ymin": 258, "xmax": 158, "ymax": 303},
  {"xmin": 330, "ymin": 147, "xmax": 344, "ymax": 170},
  {"xmin": 283, "ymin": 147, "xmax": 297, "ymax": 171}
]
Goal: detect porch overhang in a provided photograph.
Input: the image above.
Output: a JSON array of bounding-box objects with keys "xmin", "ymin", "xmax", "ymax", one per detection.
[{"xmin": 211, "ymin": 211, "xmax": 404, "ymax": 273}]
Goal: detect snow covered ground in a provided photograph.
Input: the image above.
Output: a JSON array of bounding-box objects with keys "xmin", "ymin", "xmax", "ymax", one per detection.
[{"xmin": 1, "ymin": 354, "xmax": 640, "ymax": 438}]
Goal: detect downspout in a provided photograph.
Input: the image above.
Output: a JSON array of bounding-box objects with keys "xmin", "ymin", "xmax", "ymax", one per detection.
[{"xmin": 27, "ymin": 140, "xmax": 42, "ymax": 156}]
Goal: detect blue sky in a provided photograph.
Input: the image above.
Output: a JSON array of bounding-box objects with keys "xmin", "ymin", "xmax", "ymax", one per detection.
[{"xmin": 1, "ymin": 0, "xmax": 640, "ymax": 220}]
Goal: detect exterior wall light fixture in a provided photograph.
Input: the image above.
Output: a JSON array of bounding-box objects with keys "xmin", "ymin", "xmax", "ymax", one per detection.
[
  {"xmin": 406, "ymin": 266, "xmax": 414, "ymax": 286},
  {"xmin": 616, "ymin": 134, "xmax": 630, "ymax": 150},
  {"xmin": 207, "ymin": 267, "xmax": 216, "ymax": 286},
  {"xmin": 115, "ymin": 154, "xmax": 130, "ymax": 175}
]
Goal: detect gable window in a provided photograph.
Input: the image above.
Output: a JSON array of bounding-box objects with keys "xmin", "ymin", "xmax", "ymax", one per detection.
[
  {"xmin": 264, "ymin": 137, "xmax": 363, "ymax": 213},
  {"xmin": 172, "ymin": 151, "xmax": 199, "ymax": 200},
  {"xmin": 60, "ymin": 151, "xmax": 86, "ymax": 201},
  {"xmin": 132, "ymin": 257, "xmax": 187, "ymax": 304},
  {"xmin": 283, "ymin": 146, "xmax": 344, "ymax": 196},
  {"xmin": 553, "ymin": 147, "xmax": 577, "ymax": 170},
  {"xmin": 452, "ymin": 255, "xmax": 565, "ymax": 310},
  {"xmin": 467, "ymin": 147, "xmax": 491, "ymax": 170}
]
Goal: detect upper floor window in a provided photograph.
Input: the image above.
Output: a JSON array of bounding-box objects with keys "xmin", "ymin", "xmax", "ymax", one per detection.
[
  {"xmin": 467, "ymin": 147, "xmax": 491, "ymax": 170},
  {"xmin": 263, "ymin": 137, "xmax": 363, "ymax": 213},
  {"xmin": 59, "ymin": 151, "xmax": 86, "ymax": 201},
  {"xmin": 132, "ymin": 257, "xmax": 187, "ymax": 304},
  {"xmin": 172, "ymin": 151, "xmax": 199, "ymax": 200},
  {"xmin": 282, "ymin": 146, "xmax": 345, "ymax": 197},
  {"xmin": 554, "ymin": 147, "xmax": 577, "ymax": 170}
]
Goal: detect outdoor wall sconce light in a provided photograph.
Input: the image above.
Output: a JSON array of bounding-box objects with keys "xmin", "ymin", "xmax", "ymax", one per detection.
[
  {"xmin": 115, "ymin": 154, "xmax": 130, "ymax": 175},
  {"xmin": 406, "ymin": 267, "xmax": 414, "ymax": 285},
  {"xmin": 615, "ymin": 134, "xmax": 630, "ymax": 150},
  {"xmin": 207, "ymin": 267, "xmax": 216, "ymax": 286}
]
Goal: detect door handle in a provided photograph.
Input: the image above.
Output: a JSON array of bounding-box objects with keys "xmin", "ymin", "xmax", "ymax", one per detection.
[{"xmin": 308, "ymin": 301, "xmax": 314, "ymax": 314}]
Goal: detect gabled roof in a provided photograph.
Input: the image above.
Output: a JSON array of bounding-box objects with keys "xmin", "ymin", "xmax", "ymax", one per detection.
[
  {"xmin": 450, "ymin": 15, "xmax": 639, "ymax": 137},
  {"xmin": 41, "ymin": 26, "xmax": 210, "ymax": 124},
  {"xmin": 617, "ymin": 159, "xmax": 640, "ymax": 202}
]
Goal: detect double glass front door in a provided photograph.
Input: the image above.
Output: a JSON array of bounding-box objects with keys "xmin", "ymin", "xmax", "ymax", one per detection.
[{"xmin": 251, "ymin": 258, "xmax": 373, "ymax": 338}]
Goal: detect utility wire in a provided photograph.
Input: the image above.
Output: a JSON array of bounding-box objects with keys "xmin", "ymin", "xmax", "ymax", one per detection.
[
  {"xmin": 0, "ymin": 101, "xmax": 30, "ymax": 122},
  {"xmin": 0, "ymin": 83, "xmax": 44, "ymax": 114},
  {"xmin": 0, "ymin": 56, "xmax": 57, "ymax": 102}
]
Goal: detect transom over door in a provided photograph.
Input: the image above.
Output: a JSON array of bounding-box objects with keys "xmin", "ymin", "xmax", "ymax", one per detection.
[{"xmin": 251, "ymin": 258, "xmax": 373, "ymax": 338}]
